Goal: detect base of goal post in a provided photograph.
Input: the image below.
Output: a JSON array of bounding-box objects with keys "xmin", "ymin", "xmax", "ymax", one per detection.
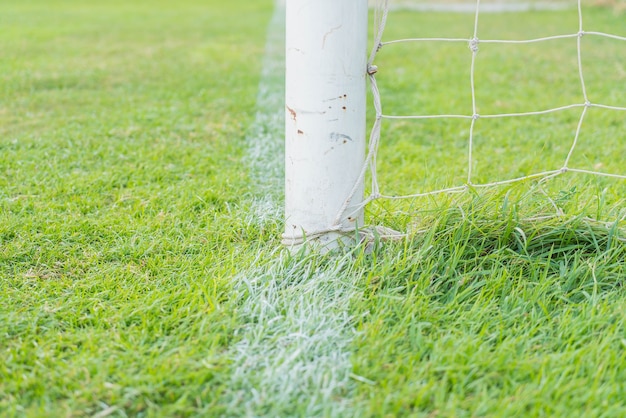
[
  {"xmin": 281, "ymin": 226, "xmax": 405, "ymax": 254},
  {"xmin": 281, "ymin": 230, "xmax": 360, "ymax": 254}
]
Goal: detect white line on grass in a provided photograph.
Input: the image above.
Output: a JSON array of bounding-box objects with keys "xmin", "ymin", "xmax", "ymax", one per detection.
[
  {"xmin": 241, "ymin": 0, "xmax": 285, "ymax": 227},
  {"xmin": 228, "ymin": 254, "xmax": 363, "ymax": 416},
  {"xmin": 226, "ymin": 1, "xmax": 363, "ymax": 416},
  {"xmin": 246, "ymin": 0, "xmax": 285, "ymax": 210}
]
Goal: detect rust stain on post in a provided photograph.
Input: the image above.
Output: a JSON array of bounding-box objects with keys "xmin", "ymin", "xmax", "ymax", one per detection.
[{"xmin": 287, "ymin": 105, "xmax": 297, "ymax": 121}]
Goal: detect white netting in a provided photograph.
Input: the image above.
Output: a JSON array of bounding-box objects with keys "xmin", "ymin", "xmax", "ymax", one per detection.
[{"xmin": 336, "ymin": 0, "xmax": 626, "ymax": 231}]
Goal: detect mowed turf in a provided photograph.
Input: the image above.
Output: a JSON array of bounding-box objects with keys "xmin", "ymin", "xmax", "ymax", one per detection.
[
  {"xmin": 356, "ymin": 7, "xmax": 626, "ymax": 416},
  {"xmin": 1, "ymin": 0, "xmax": 277, "ymax": 416},
  {"xmin": 2, "ymin": 1, "xmax": 626, "ymax": 417}
]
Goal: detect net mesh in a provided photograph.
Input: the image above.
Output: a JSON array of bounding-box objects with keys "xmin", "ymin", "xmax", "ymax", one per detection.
[{"xmin": 337, "ymin": 0, "xmax": 626, "ymax": 232}]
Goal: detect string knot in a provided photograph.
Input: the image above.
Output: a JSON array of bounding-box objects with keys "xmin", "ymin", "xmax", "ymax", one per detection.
[{"xmin": 469, "ymin": 37, "xmax": 479, "ymax": 53}]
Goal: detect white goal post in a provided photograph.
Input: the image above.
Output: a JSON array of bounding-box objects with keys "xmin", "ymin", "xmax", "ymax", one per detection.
[{"xmin": 282, "ymin": 0, "xmax": 369, "ymax": 250}]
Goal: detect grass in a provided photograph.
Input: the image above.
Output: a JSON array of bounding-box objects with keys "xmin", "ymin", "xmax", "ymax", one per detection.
[
  {"xmin": 1, "ymin": 0, "xmax": 626, "ymax": 417},
  {"xmin": 1, "ymin": 0, "xmax": 276, "ymax": 415},
  {"xmin": 352, "ymin": 202, "xmax": 626, "ymax": 416}
]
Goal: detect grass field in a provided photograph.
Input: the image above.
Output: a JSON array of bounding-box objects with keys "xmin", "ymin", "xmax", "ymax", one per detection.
[{"xmin": 2, "ymin": 0, "xmax": 626, "ymax": 417}]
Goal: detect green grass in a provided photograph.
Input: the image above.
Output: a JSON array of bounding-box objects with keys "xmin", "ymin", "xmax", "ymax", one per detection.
[
  {"xmin": 2, "ymin": 1, "xmax": 626, "ymax": 417},
  {"xmin": 1, "ymin": 0, "xmax": 276, "ymax": 416},
  {"xmin": 352, "ymin": 202, "xmax": 626, "ymax": 416}
]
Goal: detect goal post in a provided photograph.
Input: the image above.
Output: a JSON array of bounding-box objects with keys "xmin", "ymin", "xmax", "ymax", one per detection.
[{"xmin": 283, "ymin": 0, "xmax": 368, "ymax": 250}]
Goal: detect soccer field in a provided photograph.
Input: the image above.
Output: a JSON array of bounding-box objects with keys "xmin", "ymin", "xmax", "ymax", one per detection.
[{"xmin": 2, "ymin": 0, "xmax": 626, "ymax": 416}]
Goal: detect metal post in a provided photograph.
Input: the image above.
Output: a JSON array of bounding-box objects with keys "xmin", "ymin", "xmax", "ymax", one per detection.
[{"xmin": 283, "ymin": 0, "xmax": 368, "ymax": 250}]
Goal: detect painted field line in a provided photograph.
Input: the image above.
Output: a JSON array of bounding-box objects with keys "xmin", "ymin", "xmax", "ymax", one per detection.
[
  {"xmin": 244, "ymin": 0, "xmax": 285, "ymax": 224},
  {"xmin": 228, "ymin": 254, "xmax": 363, "ymax": 416},
  {"xmin": 226, "ymin": 1, "xmax": 363, "ymax": 416}
]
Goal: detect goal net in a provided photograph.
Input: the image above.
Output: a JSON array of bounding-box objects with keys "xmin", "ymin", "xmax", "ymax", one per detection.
[{"xmin": 354, "ymin": 0, "xmax": 626, "ymax": 233}]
